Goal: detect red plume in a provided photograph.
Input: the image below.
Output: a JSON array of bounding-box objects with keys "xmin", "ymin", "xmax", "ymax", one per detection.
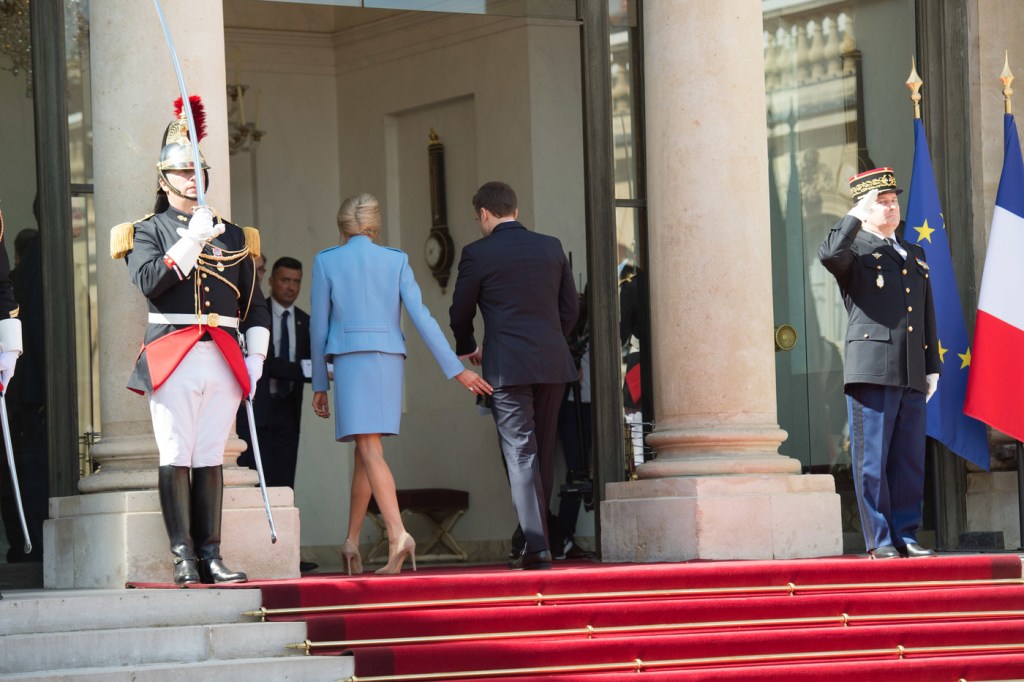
[{"xmin": 173, "ymin": 95, "xmax": 207, "ymax": 142}]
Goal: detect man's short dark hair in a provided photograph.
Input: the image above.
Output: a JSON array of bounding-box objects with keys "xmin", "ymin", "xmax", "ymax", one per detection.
[
  {"xmin": 473, "ymin": 181, "xmax": 517, "ymax": 218},
  {"xmin": 272, "ymin": 256, "xmax": 302, "ymax": 273}
]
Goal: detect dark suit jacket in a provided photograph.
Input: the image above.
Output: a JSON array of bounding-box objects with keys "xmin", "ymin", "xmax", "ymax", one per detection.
[
  {"xmin": 449, "ymin": 221, "xmax": 579, "ymax": 388},
  {"xmin": 818, "ymin": 215, "xmax": 940, "ymax": 394},
  {"xmin": 253, "ymin": 304, "xmax": 311, "ymax": 428}
]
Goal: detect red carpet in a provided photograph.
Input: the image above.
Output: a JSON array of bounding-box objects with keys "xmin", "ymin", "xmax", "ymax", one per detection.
[
  {"xmin": 238, "ymin": 554, "xmax": 1024, "ymax": 680},
  {"xmin": 132, "ymin": 557, "xmax": 1024, "ymax": 675}
]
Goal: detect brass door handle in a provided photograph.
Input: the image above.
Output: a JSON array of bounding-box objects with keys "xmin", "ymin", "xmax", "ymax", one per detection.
[{"xmin": 774, "ymin": 324, "xmax": 798, "ymax": 352}]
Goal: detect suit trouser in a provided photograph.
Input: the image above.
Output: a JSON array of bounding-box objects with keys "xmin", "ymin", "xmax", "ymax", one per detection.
[
  {"xmin": 491, "ymin": 382, "xmax": 565, "ymax": 553},
  {"xmin": 846, "ymin": 383, "xmax": 927, "ymax": 551}
]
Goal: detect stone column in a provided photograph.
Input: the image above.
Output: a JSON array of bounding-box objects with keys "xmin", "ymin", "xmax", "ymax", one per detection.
[
  {"xmin": 600, "ymin": 1, "xmax": 842, "ymax": 561},
  {"xmin": 44, "ymin": 0, "xmax": 298, "ymax": 587}
]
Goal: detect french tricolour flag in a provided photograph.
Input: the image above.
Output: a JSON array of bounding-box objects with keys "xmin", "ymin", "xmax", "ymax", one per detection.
[{"xmin": 965, "ymin": 113, "xmax": 1024, "ymax": 442}]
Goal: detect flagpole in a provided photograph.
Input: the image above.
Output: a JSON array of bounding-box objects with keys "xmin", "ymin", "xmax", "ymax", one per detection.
[{"xmin": 907, "ymin": 56, "xmax": 923, "ymax": 120}]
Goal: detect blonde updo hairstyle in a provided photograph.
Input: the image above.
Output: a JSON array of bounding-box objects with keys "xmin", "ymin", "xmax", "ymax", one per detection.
[{"xmin": 337, "ymin": 192, "xmax": 381, "ymax": 242}]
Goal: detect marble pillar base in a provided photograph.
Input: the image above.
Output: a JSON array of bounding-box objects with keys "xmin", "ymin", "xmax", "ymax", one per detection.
[
  {"xmin": 966, "ymin": 470, "xmax": 1020, "ymax": 549},
  {"xmin": 600, "ymin": 474, "xmax": 843, "ymax": 562},
  {"xmin": 43, "ymin": 487, "xmax": 300, "ymax": 588}
]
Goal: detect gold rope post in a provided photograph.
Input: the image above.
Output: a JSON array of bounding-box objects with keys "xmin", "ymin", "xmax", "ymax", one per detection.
[
  {"xmin": 907, "ymin": 56, "xmax": 923, "ymax": 120},
  {"xmin": 1001, "ymin": 51, "xmax": 1014, "ymax": 115}
]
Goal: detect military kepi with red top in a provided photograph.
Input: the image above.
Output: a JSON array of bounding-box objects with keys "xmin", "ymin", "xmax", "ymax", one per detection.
[{"xmin": 848, "ymin": 167, "xmax": 904, "ymax": 201}]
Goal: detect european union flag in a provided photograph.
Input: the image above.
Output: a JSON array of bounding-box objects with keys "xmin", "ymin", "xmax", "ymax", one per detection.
[{"xmin": 906, "ymin": 118, "xmax": 990, "ymax": 469}]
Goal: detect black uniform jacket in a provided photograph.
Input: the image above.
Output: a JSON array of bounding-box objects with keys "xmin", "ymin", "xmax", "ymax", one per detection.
[
  {"xmin": 818, "ymin": 214, "xmax": 940, "ymax": 395},
  {"xmin": 449, "ymin": 221, "xmax": 578, "ymax": 388},
  {"xmin": 122, "ymin": 206, "xmax": 270, "ymax": 394}
]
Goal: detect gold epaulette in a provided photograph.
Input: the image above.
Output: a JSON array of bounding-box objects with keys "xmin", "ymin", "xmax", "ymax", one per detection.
[
  {"xmin": 243, "ymin": 226, "xmax": 261, "ymax": 259},
  {"xmin": 110, "ymin": 222, "xmax": 135, "ymax": 259}
]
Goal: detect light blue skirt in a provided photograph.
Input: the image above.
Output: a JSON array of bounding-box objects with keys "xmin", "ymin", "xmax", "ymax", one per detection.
[{"xmin": 332, "ymin": 351, "xmax": 404, "ymax": 442}]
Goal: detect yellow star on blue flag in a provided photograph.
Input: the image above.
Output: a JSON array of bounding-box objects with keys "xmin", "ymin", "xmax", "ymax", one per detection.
[{"xmin": 914, "ymin": 219, "xmax": 936, "ymax": 243}]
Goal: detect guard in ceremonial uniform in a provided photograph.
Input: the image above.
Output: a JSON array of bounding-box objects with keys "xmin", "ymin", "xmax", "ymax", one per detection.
[
  {"xmin": 111, "ymin": 97, "xmax": 270, "ymax": 584},
  {"xmin": 0, "ymin": 203, "xmax": 23, "ymax": 588},
  {"xmin": 818, "ymin": 168, "xmax": 940, "ymax": 560}
]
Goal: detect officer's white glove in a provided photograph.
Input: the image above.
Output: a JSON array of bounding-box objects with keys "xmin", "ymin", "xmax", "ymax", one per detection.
[
  {"xmin": 925, "ymin": 373, "xmax": 940, "ymax": 403},
  {"xmin": 848, "ymin": 188, "xmax": 879, "ymax": 223},
  {"xmin": 0, "ymin": 351, "xmax": 18, "ymax": 392},
  {"xmin": 175, "ymin": 207, "xmax": 224, "ymax": 243},
  {"xmin": 244, "ymin": 354, "xmax": 264, "ymax": 400}
]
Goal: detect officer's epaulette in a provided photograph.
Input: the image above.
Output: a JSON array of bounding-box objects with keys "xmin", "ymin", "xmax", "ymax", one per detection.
[
  {"xmin": 242, "ymin": 226, "xmax": 261, "ymax": 259},
  {"xmin": 109, "ymin": 214, "xmax": 154, "ymax": 259}
]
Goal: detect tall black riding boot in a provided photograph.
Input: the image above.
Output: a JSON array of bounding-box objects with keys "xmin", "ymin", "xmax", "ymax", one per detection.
[
  {"xmin": 191, "ymin": 465, "xmax": 247, "ymax": 584},
  {"xmin": 158, "ymin": 465, "xmax": 200, "ymax": 585}
]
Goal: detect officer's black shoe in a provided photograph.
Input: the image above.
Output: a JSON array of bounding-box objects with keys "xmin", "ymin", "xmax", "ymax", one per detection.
[
  {"xmin": 510, "ymin": 549, "xmax": 552, "ymax": 571},
  {"xmin": 508, "ymin": 525, "xmax": 526, "ymax": 560},
  {"xmin": 300, "ymin": 561, "xmax": 319, "ymax": 573},
  {"xmin": 868, "ymin": 545, "xmax": 901, "ymax": 560},
  {"xmin": 900, "ymin": 543, "xmax": 936, "ymax": 558},
  {"xmin": 198, "ymin": 555, "xmax": 248, "ymax": 584}
]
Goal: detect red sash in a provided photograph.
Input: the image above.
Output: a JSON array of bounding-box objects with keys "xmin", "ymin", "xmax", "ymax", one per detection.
[{"xmin": 142, "ymin": 326, "xmax": 248, "ymax": 394}]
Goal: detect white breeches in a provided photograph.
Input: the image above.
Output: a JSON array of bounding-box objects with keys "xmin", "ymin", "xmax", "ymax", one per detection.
[{"xmin": 149, "ymin": 341, "xmax": 243, "ymax": 467}]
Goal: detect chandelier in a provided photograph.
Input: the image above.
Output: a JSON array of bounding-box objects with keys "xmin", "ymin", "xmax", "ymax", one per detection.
[{"xmin": 0, "ymin": 0, "xmax": 89, "ymax": 97}]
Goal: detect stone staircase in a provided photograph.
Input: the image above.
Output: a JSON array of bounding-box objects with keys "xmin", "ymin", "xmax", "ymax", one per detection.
[{"xmin": 0, "ymin": 588, "xmax": 353, "ymax": 681}]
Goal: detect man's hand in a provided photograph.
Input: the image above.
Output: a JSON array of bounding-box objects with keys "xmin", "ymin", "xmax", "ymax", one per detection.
[
  {"xmin": 312, "ymin": 391, "xmax": 330, "ymax": 419},
  {"xmin": 848, "ymin": 188, "xmax": 879, "ymax": 223},
  {"xmin": 455, "ymin": 369, "xmax": 493, "ymax": 396},
  {"xmin": 244, "ymin": 354, "xmax": 264, "ymax": 399},
  {"xmin": 0, "ymin": 351, "xmax": 17, "ymax": 392},
  {"xmin": 926, "ymin": 373, "xmax": 939, "ymax": 403},
  {"xmin": 176, "ymin": 206, "xmax": 224, "ymax": 242},
  {"xmin": 467, "ymin": 348, "xmax": 483, "ymax": 366}
]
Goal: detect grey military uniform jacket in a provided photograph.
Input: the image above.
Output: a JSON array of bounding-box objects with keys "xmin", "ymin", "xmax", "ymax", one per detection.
[{"xmin": 818, "ymin": 214, "xmax": 940, "ymax": 395}]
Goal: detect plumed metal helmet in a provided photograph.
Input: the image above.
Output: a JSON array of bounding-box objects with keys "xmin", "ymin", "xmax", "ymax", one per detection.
[{"xmin": 157, "ymin": 95, "xmax": 211, "ymax": 175}]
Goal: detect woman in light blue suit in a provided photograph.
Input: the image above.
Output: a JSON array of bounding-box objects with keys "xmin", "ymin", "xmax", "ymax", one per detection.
[{"xmin": 311, "ymin": 193, "xmax": 491, "ymax": 575}]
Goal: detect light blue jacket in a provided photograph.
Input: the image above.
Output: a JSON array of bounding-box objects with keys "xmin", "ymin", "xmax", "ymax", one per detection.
[{"xmin": 310, "ymin": 235, "xmax": 464, "ymax": 392}]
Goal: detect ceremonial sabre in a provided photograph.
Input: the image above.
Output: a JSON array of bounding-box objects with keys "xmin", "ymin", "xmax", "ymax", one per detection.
[
  {"xmin": 245, "ymin": 398, "xmax": 278, "ymax": 543},
  {"xmin": 152, "ymin": 0, "xmax": 207, "ymax": 207},
  {"xmin": 1, "ymin": 391, "xmax": 31, "ymax": 554}
]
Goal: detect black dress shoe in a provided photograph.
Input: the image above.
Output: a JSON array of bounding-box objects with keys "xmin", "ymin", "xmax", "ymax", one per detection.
[
  {"xmin": 868, "ymin": 545, "xmax": 901, "ymax": 560},
  {"xmin": 900, "ymin": 543, "xmax": 936, "ymax": 558},
  {"xmin": 510, "ymin": 549, "xmax": 552, "ymax": 570},
  {"xmin": 299, "ymin": 561, "xmax": 319, "ymax": 573}
]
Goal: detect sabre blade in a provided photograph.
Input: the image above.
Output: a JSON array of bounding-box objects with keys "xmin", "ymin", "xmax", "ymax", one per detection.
[
  {"xmin": 152, "ymin": 0, "xmax": 207, "ymax": 206},
  {"xmin": 1, "ymin": 392, "xmax": 31, "ymax": 554},
  {"xmin": 245, "ymin": 398, "xmax": 278, "ymax": 543}
]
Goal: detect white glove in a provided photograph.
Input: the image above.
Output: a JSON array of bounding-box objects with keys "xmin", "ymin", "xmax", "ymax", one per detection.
[
  {"xmin": 0, "ymin": 351, "xmax": 17, "ymax": 392},
  {"xmin": 175, "ymin": 207, "xmax": 224, "ymax": 243},
  {"xmin": 848, "ymin": 188, "xmax": 879, "ymax": 223},
  {"xmin": 925, "ymin": 373, "xmax": 939, "ymax": 403},
  {"xmin": 244, "ymin": 354, "xmax": 264, "ymax": 399}
]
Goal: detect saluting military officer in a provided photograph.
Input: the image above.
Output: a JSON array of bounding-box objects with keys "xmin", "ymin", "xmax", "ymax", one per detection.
[
  {"xmin": 111, "ymin": 96, "xmax": 271, "ymax": 584},
  {"xmin": 818, "ymin": 167, "xmax": 940, "ymax": 560}
]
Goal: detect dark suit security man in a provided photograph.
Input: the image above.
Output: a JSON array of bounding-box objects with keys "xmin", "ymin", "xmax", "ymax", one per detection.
[
  {"xmin": 450, "ymin": 181, "xmax": 579, "ymax": 570},
  {"xmin": 237, "ymin": 257, "xmax": 311, "ymax": 491},
  {"xmin": 818, "ymin": 167, "xmax": 940, "ymax": 560}
]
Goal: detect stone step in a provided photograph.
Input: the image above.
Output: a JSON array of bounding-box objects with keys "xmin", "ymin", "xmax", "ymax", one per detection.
[
  {"xmin": 0, "ymin": 621, "xmax": 306, "ymax": 675},
  {"xmin": 0, "ymin": 588, "xmax": 261, "ymax": 636},
  {"xmin": 0, "ymin": 655, "xmax": 355, "ymax": 681}
]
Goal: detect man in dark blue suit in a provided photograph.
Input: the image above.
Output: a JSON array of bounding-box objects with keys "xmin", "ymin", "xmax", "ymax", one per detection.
[
  {"xmin": 237, "ymin": 257, "xmax": 311, "ymax": 491},
  {"xmin": 818, "ymin": 168, "xmax": 940, "ymax": 560},
  {"xmin": 450, "ymin": 181, "xmax": 579, "ymax": 570}
]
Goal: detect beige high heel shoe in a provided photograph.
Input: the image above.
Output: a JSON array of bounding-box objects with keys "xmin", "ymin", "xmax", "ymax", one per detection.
[
  {"xmin": 375, "ymin": 532, "xmax": 416, "ymax": 575},
  {"xmin": 341, "ymin": 538, "xmax": 363, "ymax": 575}
]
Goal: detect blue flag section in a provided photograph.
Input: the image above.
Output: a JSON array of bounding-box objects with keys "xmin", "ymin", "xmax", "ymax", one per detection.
[{"xmin": 906, "ymin": 119, "xmax": 990, "ymax": 469}]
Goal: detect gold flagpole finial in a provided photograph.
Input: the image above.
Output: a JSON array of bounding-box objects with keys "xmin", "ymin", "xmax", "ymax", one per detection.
[
  {"xmin": 1001, "ymin": 51, "xmax": 1014, "ymax": 115},
  {"xmin": 907, "ymin": 55, "xmax": 924, "ymax": 120}
]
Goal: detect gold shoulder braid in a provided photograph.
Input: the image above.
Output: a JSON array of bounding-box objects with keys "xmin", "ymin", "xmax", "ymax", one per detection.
[
  {"xmin": 242, "ymin": 226, "xmax": 261, "ymax": 259},
  {"xmin": 0, "ymin": 205, "xmax": 5, "ymax": 244},
  {"xmin": 110, "ymin": 214, "xmax": 154, "ymax": 259}
]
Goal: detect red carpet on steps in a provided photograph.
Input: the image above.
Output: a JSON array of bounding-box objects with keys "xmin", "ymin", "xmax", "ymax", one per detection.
[{"xmin": 242, "ymin": 554, "xmax": 1024, "ymax": 680}]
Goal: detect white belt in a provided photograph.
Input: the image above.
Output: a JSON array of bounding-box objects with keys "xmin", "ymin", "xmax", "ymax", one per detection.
[{"xmin": 148, "ymin": 313, "xmax": 239, "ymax": 329}]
